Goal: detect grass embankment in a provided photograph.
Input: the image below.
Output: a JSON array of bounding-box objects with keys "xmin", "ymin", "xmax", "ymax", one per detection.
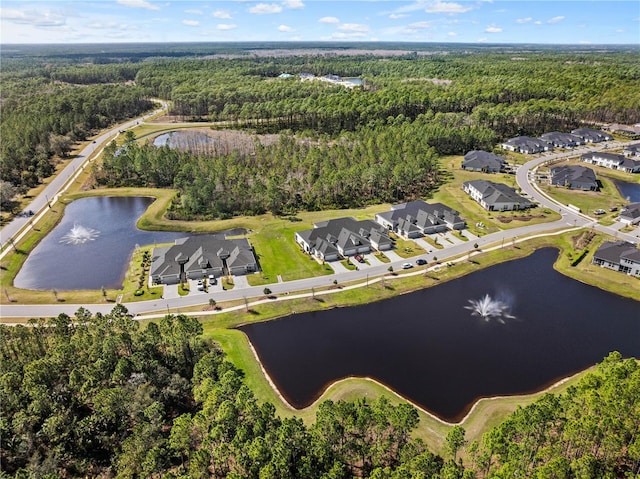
[{"xmin": 197, "ymin": 231, "xmax": 638, "ymax": 454}]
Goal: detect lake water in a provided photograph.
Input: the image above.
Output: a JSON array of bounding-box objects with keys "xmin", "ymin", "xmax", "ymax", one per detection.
[
  {"xmin": 240, "ymin": 248, "xmax": 640, "ymax": 422},
  {"xmin": 616, "ymin": 180, "xmax": 640, "ymax": 203},
  {"xmin": 14, "ymin": 197, "xmax": 184, "ymax": 290}
]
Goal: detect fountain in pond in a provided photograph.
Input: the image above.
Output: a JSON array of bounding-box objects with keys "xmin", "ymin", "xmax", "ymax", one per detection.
[
  {"xmin": 59, "ymin": 224, "xmax": 100, "ymax": 245},
  {"xmin": 465, "ymin": 294, "xmax": 515, "ymax": 323}
]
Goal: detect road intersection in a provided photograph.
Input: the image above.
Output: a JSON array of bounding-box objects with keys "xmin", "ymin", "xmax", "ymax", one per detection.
[{"xmin": 1, "ymin": 124, "xmax": 637, "ymax": 319}]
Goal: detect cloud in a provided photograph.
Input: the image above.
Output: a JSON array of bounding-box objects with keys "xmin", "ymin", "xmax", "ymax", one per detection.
[
  {"xmin": 485, "ymin": 24, "xmax": 502, "ymax": 33},
  {"xmin": 389, "ymin": 13, "xmax": 408, "ymax": 19},
  {"xmin": 409, "ymin": 21, "xmax": 432, "ymax": 29},
  {"xmin": 547, "ymin": 16, "xmax": 565, "ymax": 24},
  {"xmin": 338, "ymin": 23, "xmax": 369, "ymax": 33},
  {"xmin": 448, "ymin": 31, "xmax": 457, "ymax": 36},
  {"xmin": 616, "ymin": 29, "xmax": 625, "ymax": 33},
  {"xmin": 319, "ymin": 16, "xmax": 340, "ymax": 24},
  {"xmin": 116, "ymin": 0, "xmax": 160, "ymax": 11},
  {"xmin": 278, "ymin": 24, "xmax": 293, "ymax": 32},
  {"xmin": 516, "ymin": 17, "xmax": 532, "ymax": 24},
  {"xmin": 212, "ymin": 10, "xmax": 232, "ymax": 19},
  {"xmin": 282, "ymin": 0, "xmax": 304, "ymax": 9},
  {"xmin": 534, "ymin": 20, "xmax": 542, "ymax": 25},
  {"xmin": 1, "ymin": 7, "xmax": 66, "ymax": 26},
  {"xmin": 249, "ymin": 3, "xmax": 283, "ymax": 14},
  {"xmin": 185, "ymin": 9, "xmax": 203, "ymax": 15},
  {"xmin": 217, "ymin": 23, "xmax": 237, "ymax": 30},
  {"xmin": 182, "ymin": 20, "xmax": 200, "ymax": 26},
  {"xmin": 424, "ymin": 1, "xmax": 474, "ymax": 14}
]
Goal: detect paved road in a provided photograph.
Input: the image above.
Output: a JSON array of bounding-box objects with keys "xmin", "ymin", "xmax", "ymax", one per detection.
[
  {"xmin": 0, "ymin": 101, "xmax": 169, "ymax": 256},
  {"xmin": 1, "ymin": 138, "xmax": 638, "ymax": 319}
]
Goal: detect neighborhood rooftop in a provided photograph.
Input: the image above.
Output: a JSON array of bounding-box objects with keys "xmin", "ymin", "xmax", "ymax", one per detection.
[
  {"xmin": 581, "ymin": 152, "xmax": 640, "ymax": 173},
  {"xmin": 592, "ymin": 241, "xmax": 640, "ymax": 277},
  {"xmin": 295, "ymin": 217, "xmax": 392, "ymax": 261},
  {"xmin": 501, "ymin": 136, "xmax": 551, "ymax": 154},
  {"xmin": 462, "ymin": 151, "xmax": 506, "ymax": 173},
  {"xmin": 150, "ymin": 234, "xmax": 257, "ymax": 284},
  {"xmin": 550, "ymin": 165, "xmax": 598, "ymax": 191},
  {"xmin": 375, "ymin": 199, "xmax": 465, "ymax": 237},
  {"xmin": 463, "ymin": 180, "xmax": 533, "ymax": 211}
]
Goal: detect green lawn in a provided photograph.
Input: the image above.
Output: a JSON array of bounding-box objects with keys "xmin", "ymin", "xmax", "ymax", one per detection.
[{"xmin": 390, "ymin": 233, "xmax": 426, "ymax": 258}]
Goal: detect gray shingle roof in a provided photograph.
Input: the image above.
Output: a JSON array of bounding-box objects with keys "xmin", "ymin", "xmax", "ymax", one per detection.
[
  {"xmin": 465, "ymin": 180, "xmax": 532, "ymax": 208},
  {"xmin": 462, "ymin": 151, "xmax": 506, "ymax": 171},
  {"xmin": 550, "ymin": 165, "xmax": 597, "ymax": 189},
  {"xmin": 593, "ymin": 241, "xmax": 640, "ymax": 264}
]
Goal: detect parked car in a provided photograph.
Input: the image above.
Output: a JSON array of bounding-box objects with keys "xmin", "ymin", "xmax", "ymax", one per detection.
[
  {"xmin": 354, "ymin": 254, "xmax": 365, "ymax": 263},
  {"xmin": 208, "ymin": 274, "xmax": 217, "ymax": 285},
  {"xmin": 609, "ymin": 206, "xmax": 618, "ymax": 212},
  {"xmin": 416, "ymin": 258, "xmax": 427, "ymax": 265},
  {"xmin": 594, "ymin": 209, "xmax": 606, "ymax": 215},
  {"xmin": 402, "ymin": 262, "xmax": 413, "ymax": 269}
]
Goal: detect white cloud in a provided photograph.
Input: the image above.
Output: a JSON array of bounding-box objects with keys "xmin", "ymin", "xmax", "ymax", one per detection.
[
  {"xmin": 516, "ymin": 17, "xmax": 532, "ymax": 24},
  {"xmin": 278, "ymin": 24, "xmax": 293, "ymax": 32},
  {"xmin": 477, "ymin": 36, "xmax": 488, "ymax": 42},
  {"xmin": 116, "ymin": 0, "xmax": 160, "ymax": 11},
  {"xmin": 182, "ymin": 20, "xmax": 200, "ymax": 26},
  {"xmin": 616, "ymin": 29, "xmax": 625, "ymax": 33},
  {"xmin": 1, "ymin": 7, "xmax": 66, "ymax": 26},
  {"xmin": 338, "ymin": 23, "xmax": 369, "ymax": 32},
  {"xmin": 217, "ymin": 23, "xmax": 237, "ymax": 30},
  {"xmin": 409, "ymin": 21, "xmax": 432, "ymax": 29},
  {"xmin": 319, "ymin": 16, "xmax": 340, "ymax": 24},
  {"xmin": 448, "ymin": 31, "xmax": 457, "ymax": 36},
  {"xmin": 323, "ymin": 32, "xmax": 368, "ymax": 40},
  {"xmin": 249, "ymin": 3, "xmax": 283, "ymax": 14},
  {"xmin": 424, "ymin": 1, "xmax": 474, "ymax": 14},
  {"xmin": 547, "ymin": 16, "xmax": 565, "ymax": 24},
  {"xmin": 389, "ymin": 13, "xmax": 408, "ymax": 20},
  {"xmin": 185, "ymin": 9, "xmax": 203, "ymax": 15},
  {"xmin": 282, "ymin": 0, "xmax": 304, "ymax": 9},
  {"xmin": 485, "ymin": 25, "xmax": 502, "ymax": 33},
  {"xmin": 212, "ymin": 10, "xmax": 232, "ymax": 19},
  {"xmin": 534, "ymin": 20, "xmax": 542, "ymax": 25}
]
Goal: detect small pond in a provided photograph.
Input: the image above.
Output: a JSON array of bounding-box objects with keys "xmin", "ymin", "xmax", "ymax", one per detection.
[
  {"xmin": 15, "ymin": 197, "xmax": 185, "ymax": 291},
  {"xmin": 153, "ymin": 130, "xmax": 217, "ymax": 149},
  {"xmin": 240, "ymin": 248, "xmax": 640, "ymax": 422},
  {"xmin": 615, "ymin": 179, "xmax": 640, "ymax": 203}
]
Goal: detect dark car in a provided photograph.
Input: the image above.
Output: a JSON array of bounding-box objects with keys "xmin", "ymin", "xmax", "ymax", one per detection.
[{"xmin": 416, "ymin": 258, "xmax": 427, "ymax": 265}]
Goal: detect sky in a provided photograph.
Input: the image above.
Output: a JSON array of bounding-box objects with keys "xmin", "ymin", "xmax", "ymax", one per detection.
[{"xmin": 1, "ymin": 0, "xmax": 639, "ymax": 45}]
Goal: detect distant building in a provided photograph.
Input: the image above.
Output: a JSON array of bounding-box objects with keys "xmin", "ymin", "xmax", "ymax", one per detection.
[
  {"xmin": 461, "ymin": 151, "xmax": 506, "ymax": 173},
  {"xmin": 606, "ymin": 124, "xmax": 640, "ymax": 137},
  {"xmin": 150, "ymin": 235, "xmax": 258, "ymax": 285},
  {"xmin": 592, "ymin": 241, "xmax": 640, "ymax": 276},
  {"xmin": 501, "ymin": 136, "xmax": 552, "ymax": 154},
  {"xmin": 540, "ymin": 132, "xmax": 585, "ymax": 149},
  {"xmin": 571, "ymin": 128, "xmax": 612, "ymax": 143},
  {"xmin": 623, "ymin": 143, "xmax": 640, "ymax": 158},
  {"xmin": 580, "ymin": 152, "xmax": 640, "ymax": 173},
  {"xmin": 549, "ymin": 165, "xmax": 598, "ymax": 191},
  {"xmin": 375, "ymin": 200, "xmax": 465, "ymax": 237},
  {"xmin": 463, "ymin": 180, "xmax": 533, "ymax": 211},
  {"xmin": 295, "ymin": 217, "xmax": 392, "ymax": 261},
  {"xmin": 618, "ymin": 203, "xmax": 640, "ymax": 226}
]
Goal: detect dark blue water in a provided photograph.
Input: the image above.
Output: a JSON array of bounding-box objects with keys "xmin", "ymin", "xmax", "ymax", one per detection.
[
  {"xmin": 15, "ymin": 197, "xmax": 184, "ymax": 290},
  {"xmin": 240, "ymin": 248, "xmax": 640, "ymax": 422},
  {"xmin": 616, "ymin": 180, "xmax": 640, "ymax": 202}
]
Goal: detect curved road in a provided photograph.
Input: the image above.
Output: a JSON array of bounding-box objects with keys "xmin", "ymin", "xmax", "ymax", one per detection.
[{"xmin": 1, "ymin": 137, "xmax": 638, "ymax": 319}]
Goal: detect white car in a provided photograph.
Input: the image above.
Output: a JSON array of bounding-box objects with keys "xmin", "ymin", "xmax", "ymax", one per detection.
[{"xmin": 402, "ymin": 263, "xmax": 413, "ymax": 269}]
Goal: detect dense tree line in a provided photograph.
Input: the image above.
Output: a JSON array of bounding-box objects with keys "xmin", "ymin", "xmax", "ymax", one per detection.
[
  {"xmin": 2, "ymin": 308, "xmax": 638, "ymax": 478},
  {"xmin": 96, "ymin": 114, "xmax": 494, "ymax": 218},
  {"xmin": 134, "ymin": 53, "xmax": 640, "ymax": 134},
  {"xmin": 0, "ymin": 73, "xmax": 152, "ymax": 196}
]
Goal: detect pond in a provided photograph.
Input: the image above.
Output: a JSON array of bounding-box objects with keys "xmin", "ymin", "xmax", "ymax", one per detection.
[
  {"xmin": 153, "ymin": 130, "xmax": 217, "ymax": 149},
  {"xmin": 239, "ymin": 248, "xmax": 640, "ymax": 422},
  {"xmin": 615, "ymin": 179, "xmax": 640, "ymax": 203},
  {"xmin": 14, "ymin": 197, "xmax": 185, "ymax": 291}
]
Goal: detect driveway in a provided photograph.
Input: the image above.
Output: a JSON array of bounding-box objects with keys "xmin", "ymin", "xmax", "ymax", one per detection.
[
  {"xmin": 383, "ymin": 250, "xmax": 404, "ymax": 262},
  {"xmin": 328, "ymin": 260, "xmax": 351, "ymax": 274}
]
